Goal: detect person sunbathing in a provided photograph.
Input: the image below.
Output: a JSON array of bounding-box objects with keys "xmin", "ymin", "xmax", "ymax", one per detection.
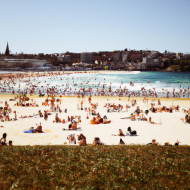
[
  {"xmin": 96, "ymin": 115, "xmax": 101, "ymax": 123},
  {"xmin": 44, "ymin": 111, "xmax": 48, "ymax": 120},
  {"xmin": 175, "ymin": 105, "xmax": 179, "ymax": 111},
  {"xmin": 119, "ymin": 129, "xmax": 125, "ymax": 136},
  {"xmin": 71, "ymin": 122, "xmax": 77, "ymax": 130},
  {"xmin": 119, "ymin": 138, "xmax": 125, "ymax": 145},
  {"xmin": 9, "ymin": 140, "xmax": 12, "ymax": 146},
  {"xmin": 93, "ymin": 137, "xmax": 104, "ymax": 145},
  {"xmin": 130, "ymin": 113, "xmax": 136, "ymax": 120},
  {"xmin": 77, "ymin": 134, "xmax": 87, "ymax": 146},
  {"xmin": 38, "ymin": 110, "xmax": 43, "ymax": 117},
  {"xmin": 55, "ymin": 114, "xmax": 60, "ymax": 123},
  {"xmin": 78, "ymin": 118, "xmax": 81, "ymax": 123},
  {"xmin": 147, "ymin": 139, "xmax": 158, "ymax": 145},
  {"xmin": 103, "ymin": 118, "xmax": 107, "ymax": 124},
  {"xmin": 135, "ymin": 106, "xmax": 140, "ymax": 114},
  {"xmin": 67, "ymin": 134, "xmax": 76, "ymax": 144},
  {"xmin": 0, "ymin": 133, "xmax": 7, "ymax": 145},
  {"xmin": 149, "ymin": 117, "xmax": 162, "ymax": 125},
  {"xmin": 90, "ymin": 117, "xmax": 96, "ymax": 124},
  {"xmin": 33, "ymin": 123, "xmax": 42, "ymax": 133}
]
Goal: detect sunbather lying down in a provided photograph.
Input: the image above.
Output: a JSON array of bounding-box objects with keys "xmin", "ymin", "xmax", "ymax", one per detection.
[
  {"xmin": 90, "ymin": 116, "xmax": 111, "ymax": 124},
  {"xmin": 149, "ymin": 117, "xmax": 162, "ymax": 125},
  {"xmin": 120, "ymin": 113, "xmax": 136, "ymax": 120},
  {"xmin": 30, "ymin": 123, "xmax": 43, "ymax": 133}
]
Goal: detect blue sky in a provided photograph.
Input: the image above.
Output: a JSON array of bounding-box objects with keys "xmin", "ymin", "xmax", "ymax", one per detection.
[{"xmin": 0, "ymin": 0, "xmax": 190, "ymax": 54}]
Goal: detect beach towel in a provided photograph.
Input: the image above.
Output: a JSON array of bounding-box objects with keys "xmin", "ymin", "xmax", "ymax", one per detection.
[
  {"xmin": 24, "ymin": 130, "xmax": 44, "ymax": 133},
  {"xmin": 24, "ymin": 129, "xmax": 50, "ymax": 133},
  {"xmin": 62, "ymin": 127, "xmax": 82, "ymax": 131},
  {"xmin": 120, "ymin": 117, "xmax": 130, "ymax": 119}
]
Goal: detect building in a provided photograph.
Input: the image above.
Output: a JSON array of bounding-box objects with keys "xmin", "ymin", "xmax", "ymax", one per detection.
[
  {"xmin": 142, "ymin": 57, "xmax": 154, "ymax": 67},
  {"xmin": 57, "ymin": 54, "xmax": 70, "ymax": 63},
  {"xmin": 113, "ymin": 51, "xmax": 122, "ymax": 61},
  {"xmin": 5, "ymin": 42, "xmax": 10, "ymax": 56},
  {"xmin": 151, "ymin": 51, "xmax": 161, "ymax": 58},
  {"xmin": 81, "ymin": 52, "xmax": 93, "ymax": 64},
  {"xmin": 176, "ymin": 53, "xmax": 183, "ymax": 60},
  {"xmin": 0, "ymin": 59, "xmax": 49, "ymax": 69},
  {"xmin": 122, "ymin": 51, "xmax": 129, "ymax": 62}
]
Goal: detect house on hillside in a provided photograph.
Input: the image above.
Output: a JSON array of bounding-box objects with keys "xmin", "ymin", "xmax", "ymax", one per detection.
[
  {"xmin": 142, "ymin": 57, "xmax": 154, "ymax": 67},
  {"xmin": 81, "ymin": 52, "xmax": 93, "ymax": 64}
]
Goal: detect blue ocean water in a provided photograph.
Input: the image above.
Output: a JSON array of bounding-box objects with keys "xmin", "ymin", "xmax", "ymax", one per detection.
[{"xmin": 1, "ymin": 71, "xmax": 190, "ymax": 97}]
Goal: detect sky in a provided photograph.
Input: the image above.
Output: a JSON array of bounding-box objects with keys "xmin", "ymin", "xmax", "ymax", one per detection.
[{"xmin": 0, "ymin": 0, "xmax": 190, "ymax": 54}]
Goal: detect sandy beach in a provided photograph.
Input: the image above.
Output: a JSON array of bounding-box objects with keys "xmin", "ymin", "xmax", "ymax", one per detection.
[{"xmin": 0, "ymin": 94, "xmax": 190, "ymax": 146}]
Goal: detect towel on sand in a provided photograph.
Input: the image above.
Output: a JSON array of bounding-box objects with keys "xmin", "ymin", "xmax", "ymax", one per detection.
[{"xmin": 24, "ymin": 129, "xmax": 50, "ymax": 133}]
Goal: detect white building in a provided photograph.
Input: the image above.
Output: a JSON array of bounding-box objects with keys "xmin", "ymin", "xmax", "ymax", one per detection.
[
  {"xmin": 142, "ymin": 57, "xmax": 154, "ymax": 66},
  {"xmin": 122, "ymin": 51, "xmax": 128, "ymax": 62}
]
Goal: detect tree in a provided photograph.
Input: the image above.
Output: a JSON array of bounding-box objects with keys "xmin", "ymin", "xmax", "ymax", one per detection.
[
  {"xmin": 180, "ymin": 60, "xmax": 185, "ymax": 71},
  {"xmin": 50, "ymin": 56, "xmax": 59, "ymax": 65},
  {"xmin": 170, "ymin": 58, "xmax": 174, "ymax": 65}
]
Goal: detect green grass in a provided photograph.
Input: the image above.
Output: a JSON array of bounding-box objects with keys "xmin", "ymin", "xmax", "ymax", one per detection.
[{"xmin": 0, "ymin": 145, "xmax": 190, "ymax": 189}]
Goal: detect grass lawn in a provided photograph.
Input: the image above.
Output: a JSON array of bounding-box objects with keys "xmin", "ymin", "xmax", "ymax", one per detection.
[{"xmin": 0, "ymin": 145, "xmax": 190, "ymax": 189}]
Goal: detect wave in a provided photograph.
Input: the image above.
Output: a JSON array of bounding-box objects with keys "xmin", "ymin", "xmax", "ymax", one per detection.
[{"xmin": 97, "ymin": 71, "xmax": 141, "ymax": 75}]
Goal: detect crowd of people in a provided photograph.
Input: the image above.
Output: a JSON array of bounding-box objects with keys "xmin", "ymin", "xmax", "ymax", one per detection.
[
  {"xmin": 0, "ymin": 71, "xmax": 190, "ymax": 146},
  {"xmin": 0, "ymin": 71, "xmax": 190, "ymax": 99}
]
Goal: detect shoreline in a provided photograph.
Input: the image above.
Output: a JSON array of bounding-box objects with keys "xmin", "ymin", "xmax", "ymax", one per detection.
[
  {"xmin": 0, "ymin": 69, "xmax": 190, "ymax": 73},
  {"xmin": 0, "ymin": 93, "xmax": 190, "ymax": 101},
  {"xmin": 0, "ymin": 70, "xmax": 190, "ymax": 146}
]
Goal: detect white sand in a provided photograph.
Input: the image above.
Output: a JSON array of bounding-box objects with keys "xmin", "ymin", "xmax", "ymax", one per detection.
[{"xmin": 0, "ymin": 95, "xmax": 190, "ymax": 146}]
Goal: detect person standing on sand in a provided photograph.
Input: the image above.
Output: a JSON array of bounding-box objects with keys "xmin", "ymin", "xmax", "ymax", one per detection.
[
  {"xmin": 128, "ymin": 94, "xmax": 130, "ymax": 101},
  {"xmin": 126, "ymin": 105, "xmax": 128, "ymax": 112}
]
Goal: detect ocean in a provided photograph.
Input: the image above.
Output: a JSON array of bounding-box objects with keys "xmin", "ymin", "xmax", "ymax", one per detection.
[{"xmin": 1, "ymin": 71, "xmax": 190, "ymax": 97}]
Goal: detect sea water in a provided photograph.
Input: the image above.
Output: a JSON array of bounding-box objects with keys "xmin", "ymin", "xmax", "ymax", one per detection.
[{"xmin": 1, "ymin": 71, "xmax": 190, "ymax": 97}]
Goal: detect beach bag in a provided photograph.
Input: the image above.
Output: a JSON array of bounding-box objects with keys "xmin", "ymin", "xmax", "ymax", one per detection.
[
  {"xmin": 130, "ymin": 130, "xmax": 137, "ymax": 136},
  {"xmin": 133, "ymin": 131, "xmax": 137, "ymax": 135}
]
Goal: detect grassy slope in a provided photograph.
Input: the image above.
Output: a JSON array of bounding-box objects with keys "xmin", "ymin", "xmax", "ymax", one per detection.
[{"xmin": 0, "ymin": 145, "xmax": 190, "ymax": 189}]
